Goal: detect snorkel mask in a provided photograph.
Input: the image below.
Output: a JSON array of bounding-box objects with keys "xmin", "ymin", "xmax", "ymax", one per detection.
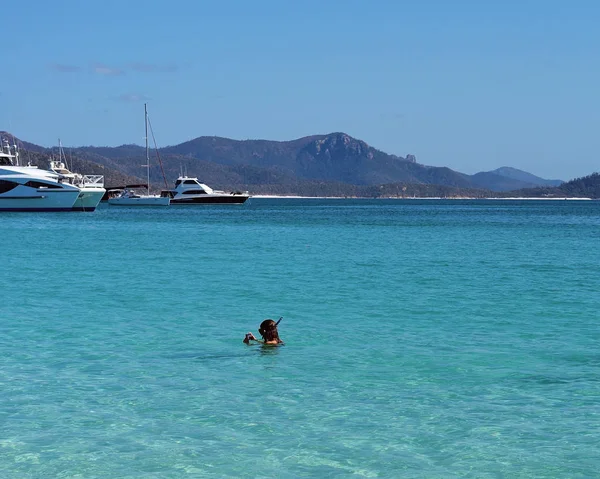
[{"xmin": 259, "ymin": 317, "xmax": 283, "ymax": 339}]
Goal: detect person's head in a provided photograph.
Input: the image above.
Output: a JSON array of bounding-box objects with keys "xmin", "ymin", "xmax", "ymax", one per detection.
[{"xmin": 258, "ymin": 319, "xmax": 280, "ymax": 342}]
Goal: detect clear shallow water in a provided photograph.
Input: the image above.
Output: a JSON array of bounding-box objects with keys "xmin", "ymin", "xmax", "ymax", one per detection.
[{"xmin": 1, "ymin": 199, "xmax": 599, "ymax": 478}]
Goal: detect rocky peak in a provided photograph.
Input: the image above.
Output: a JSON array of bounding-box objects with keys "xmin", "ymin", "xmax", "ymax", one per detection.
[{"xmin": 312, "ymin": 133, "xmax": 372, "ymax": 158}]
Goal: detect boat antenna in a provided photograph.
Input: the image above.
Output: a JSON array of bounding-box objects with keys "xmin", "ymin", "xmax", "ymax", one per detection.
[{"xmin": 12, "ymin": 138, "xmax": 18, "ymax": 166}]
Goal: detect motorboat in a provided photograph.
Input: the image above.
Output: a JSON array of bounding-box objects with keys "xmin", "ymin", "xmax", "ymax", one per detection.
[
  {"xmin": 0, "ymin": 139, "xmax": 81, "ymax": 212},
  {"xmin": 48, "ymin": 141, "xmax": 106, "ymax": 211},
  {"xmin": 108, "ymin": 104, "xmax": 169, "ymax": 207},
  {"xmin": 160, "ymin": 177, "xmax": 249, "ymax": 204}
]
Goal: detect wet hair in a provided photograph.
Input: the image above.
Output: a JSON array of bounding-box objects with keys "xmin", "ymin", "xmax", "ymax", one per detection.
[{"xmin": 258, "ymin": 319, "xmax": 281, "ymax": 342}]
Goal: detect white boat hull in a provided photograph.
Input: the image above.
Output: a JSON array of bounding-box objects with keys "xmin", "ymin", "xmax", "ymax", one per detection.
[
  {"xmin": 0, "ymin": 185, "xmax": 81, "ymax": 211},
  {"xmin": 73, "ymin": 187, "xmax": 106, "ymax": 211},
  {"xmin": 108, "ymin": 195, "xmax": 170, "ymax": 206}
]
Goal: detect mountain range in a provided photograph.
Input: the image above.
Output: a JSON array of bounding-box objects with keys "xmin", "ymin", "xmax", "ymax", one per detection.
[
  {"xmin": 0, "ymin": 130, "xmax": 583, "ymax": 198},
  {"xmin": 64, "ymin": 132, "xmax": 562, "ymax": 191}
]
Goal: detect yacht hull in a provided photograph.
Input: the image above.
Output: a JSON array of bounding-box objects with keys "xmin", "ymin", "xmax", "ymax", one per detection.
[
  {"xmin": 0, "ymin": 189, "xmax": 81, "ymax": 212},
  {"xmin": 72, "ymin": 187, "xmax": 106, "ymax": 212},
  {"xmin": 108, "ymin": 195, "xmax": 170, "ymax": 206},
  {"xmin": 170, "ymin": 195, "xmax": 249, "ymax": 204}
]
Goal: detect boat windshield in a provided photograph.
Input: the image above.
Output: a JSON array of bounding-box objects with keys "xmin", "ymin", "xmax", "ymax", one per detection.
[{"xmin": 175, "ymin": 179, "xmax": 201, "ymax": 187}]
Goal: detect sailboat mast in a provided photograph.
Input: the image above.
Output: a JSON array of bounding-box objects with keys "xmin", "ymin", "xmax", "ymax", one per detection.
[
  {"xmin": 59, "ymin": 138, "xmax": 68, "ymax": 170},
  {"xmin": 145, "ymin": 103, "xmax": 150, "ymax": 196}
]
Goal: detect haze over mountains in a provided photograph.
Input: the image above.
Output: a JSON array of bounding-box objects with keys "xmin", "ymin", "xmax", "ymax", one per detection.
[{"xmin": 0, "ymin": 130, "xmax": 578, "ymax": 198}]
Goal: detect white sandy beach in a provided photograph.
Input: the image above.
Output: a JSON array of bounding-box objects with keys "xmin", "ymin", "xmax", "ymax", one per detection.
[{"xmin": 250, "ymin": 195, "xmax": 594, "ymax": 200}]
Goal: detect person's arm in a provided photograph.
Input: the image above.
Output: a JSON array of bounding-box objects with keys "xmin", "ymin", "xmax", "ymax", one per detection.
[{"xmin": 243, "ymin": 332, "xmax": 258, "ymax": 344}]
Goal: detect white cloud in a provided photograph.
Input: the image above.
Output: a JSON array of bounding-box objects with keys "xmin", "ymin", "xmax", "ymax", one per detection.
[
  {"xmin": 129, "ymin": 62, "xmax": 178, "ymax": 73},
  {"xmin": 115, "ymin": 94, "xmax": 150, "ymax": 103},
  {"xmin": 93, "ymin": 63, "xmax": 125, "ymax": 76}
]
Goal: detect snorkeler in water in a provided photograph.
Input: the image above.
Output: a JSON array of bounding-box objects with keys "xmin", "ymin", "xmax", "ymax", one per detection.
[{"xmin": 243, "ymin": 317, "xmax": 284, "ymax": 345}]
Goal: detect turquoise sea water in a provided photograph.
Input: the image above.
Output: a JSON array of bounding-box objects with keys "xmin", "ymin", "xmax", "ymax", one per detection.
[{"xmin": 1, "ymin": 199, "xmax": 599, "ymax": 478}]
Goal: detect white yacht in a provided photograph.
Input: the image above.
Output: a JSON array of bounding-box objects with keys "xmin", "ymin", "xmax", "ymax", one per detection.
[
  {"xmin": 48, "ymin": 142, "xmax": 106, "ymax": 211},
  {"xmin": 0, "ymin": 139, "xmax": 82, "ymax": 212},
  {"xmin": 160, "ymin": 177, "xmax": 250, "ymax": 204},
  {"xmin": 108, "ymin": 104, "xmax": 170, "ymax": 207}
]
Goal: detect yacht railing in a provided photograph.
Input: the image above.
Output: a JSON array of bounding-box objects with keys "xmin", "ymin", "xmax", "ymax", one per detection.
[{"xmin": 81, "ymin": 175, "xmax": 104, "ymax": 187}]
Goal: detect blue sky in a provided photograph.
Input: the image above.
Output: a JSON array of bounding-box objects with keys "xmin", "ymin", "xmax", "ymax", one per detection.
[{"xmin": 3, "ymin": 0, "xmax": 599, "ymax": 180}]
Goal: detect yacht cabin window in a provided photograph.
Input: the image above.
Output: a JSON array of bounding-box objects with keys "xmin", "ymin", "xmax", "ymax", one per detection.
[
  {"xmin": 182, "ymin": 189, "xmax": 207, "ymax": 195},
  {"xmin": 24, "ymin": 180, "xmax": 63, "ymax": 189},
  {"xmin": 0, "ymin": 179, "xmax": 19, "ymax": 193}
]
